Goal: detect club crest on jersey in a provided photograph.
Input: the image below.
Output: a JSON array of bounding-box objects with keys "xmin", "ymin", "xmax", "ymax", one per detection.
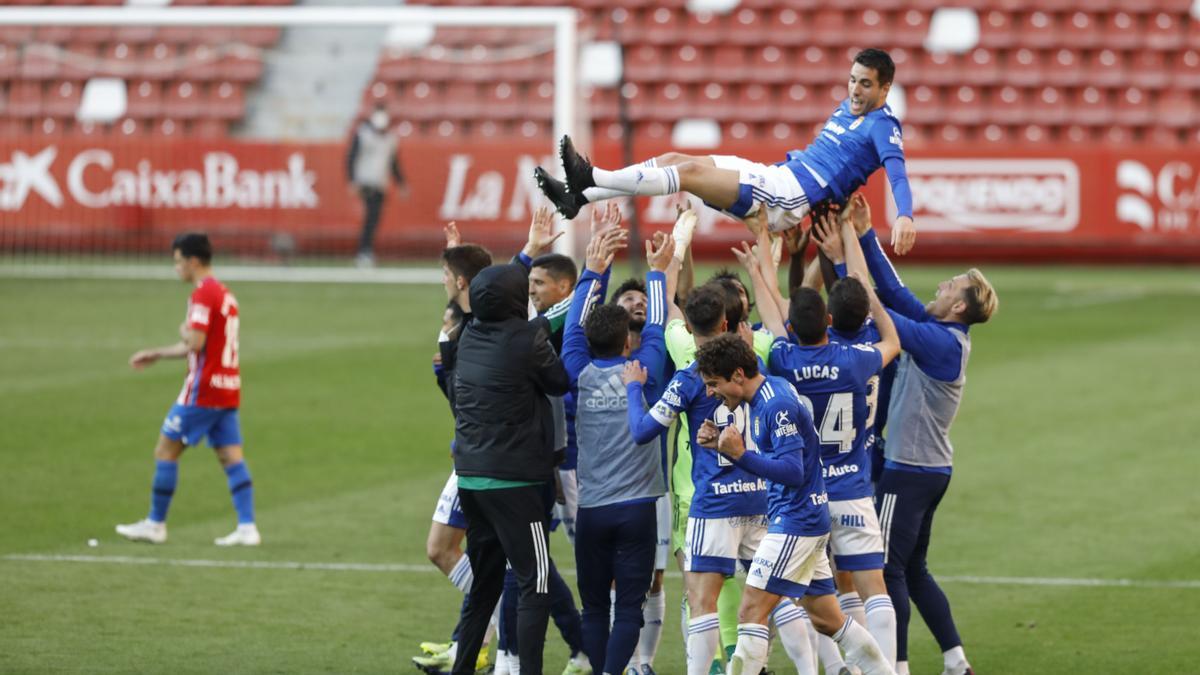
[
  {"xmin": 849, "ymin": 116, "xmax": 864, "ymax": 131},
  {"xmin": 889, "ymin": 127, "xmax": 903, "ymax": 149},
  {"xmin": 774, "ymin": 410, "xmax": 798, "ymax": 437}
]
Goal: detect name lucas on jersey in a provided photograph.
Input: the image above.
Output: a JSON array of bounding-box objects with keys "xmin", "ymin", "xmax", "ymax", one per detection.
[
  {"xmin": 709, "ymin": 478, "xmax": 767, "ymax": 496},
  {"xmin": 791, "ymin": 365, "xmax": 840, "ymax": 381}
]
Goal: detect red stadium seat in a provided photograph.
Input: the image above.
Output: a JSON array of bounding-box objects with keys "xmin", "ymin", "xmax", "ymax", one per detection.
[
  {"xmin": 638, "ymin": 82, "xmax": 692, "ymax": 121},
  {"xmin": 0, "ymin": 26, "xmax": 34, "ymax": 46},
  {"xmin": 891, "ymin": 9, "xmax": 930, "ymax": 48},
  {"xmin": 162, "ymin": 81, "xmax": 203, "ymax": 119},
  {"xmin": 978, "ymin": 10, "xmax": 1016, "ymax": 49},
  {"xmin": 59, "ymin": 44, "xmax": 101, "ymax": 80},
  {"xmin": 735, "ymin": 83, "xmax": 775, "ymax": 123},
  {"xmin": 207, "ymin": 81, "xmax": 245, "ymax": 120},
  {"xmin": 1113, "ymin": 87, "xmax": 1153, "ymax": 126},
  {"xmin": 1084, "ymin": 49, "xmax": 1128, "ymax": 88},
  {"xmin": 793, "ymin": 46, "xmax": 840, "ymax": 84},
  {"xmin": 726, "ymin": 8, "xmax": 768, "ymax": 46},
  {"xmin": 1178, "ymin": 50, "xmax": 1200, "ymax": 88},
  {"xmin": 149, "ymin": 118, "xmax": 183, "ymax": 138},
  {"xmin": 1153, "ymin": 89, "xmax": 1199, "ymax": 128},
  {"xmin": 810, "ymin": 9, "xmax": 849, "ymax": 47},
  {"xmin": 1073, "ymin": 86, "xmax": 1114, "ymax": 127},
  {"xmin": 708, "ymin": 45, "xmax": 750, "ymax": 82},
  {"xmin": 5, "ymin": 81, "xmax": 43, "ymax": 117},
  {"xmin": 0, "ymin": 45, "xmax": 18, "ymax": 79},
  {"xmin": 33, "ymin": 117, "xmax": 68, "ymax": 139},
  {"xmin": 1015, "ymin": 11, "xmax": 1058, "ymax": 48},
  {"xmin": 777, "ymin": 83, "xmax": 830, "ymax": 124},
  {"xmin": 1000, "ymin": 48, "xmax": 1043, "ymax": 87},
  {"xmin": 126, "ymin": 80, "xmax": 163, "ymax": 119},
  {"xmin": 1060, "ymin": 11, "xmax": 1102, "ymax": 49},
  {"xmin": 1131, "ymin": 50, "xmax": 1169, "ymax": 89},
  {"xmin": 1019, "ymin": 124, "xmax": 1053, "ymax": 145},
  {"xmin": 903, "ymin": 84, "xmax": 946, "ymax": 125},
  {"xmin": 1044, "ymin": 49, "xmax": 1084, "ymax": 87},
  {"xmin": 586, "ymin": 86, "xmax": 620, "ymax": 121},
  {"xmin": 681, "ymin": 10, "xmax": 727, "ymax": 46},
  {"xmin": 666, "ymin": 44, "xmax": 708, "ymax": 83},
  {"xmin": 378, "ymin": 51, "xmax": 419, "ymax": 82},
  {"xmin": 1144, "ymin": 11, "xmax": 1185, "ymax": 50},
  {"xmin": 846, "ymin": 8, "xmax": 893, "ymax": 46},
  {"xmin": 44, "ymin": 80, "xmax": 82, "ymax": 119},
  {"xmin": 624, "ymin": 44, "xmax": 665, "ymax": 82},
  {"xmin": 936, "ymin": 123, "xmax": 966, "ymax": 144},
  {"xmin": 976, "ymin": 123, "xmax": 1014, "ymax": 145},
  {"xmin": 1029, "ymin": 86, "xmax": 1067, "ymax": 125},
  {"xmin": 746, "ymin": 46, "xmax": 791, "ymax": 84},
  {"xmin": 191, "ymin": 118, "xmax": 228, "ymax": 138},
  {"xmin": 74, "ymin": 25, "xmax": 113, "ymax": 45},
  {"xmin": 945, "ymin": 85, "xmax": 984, "ymax": 125},
  {"xmin": 392, "ymin": 81, "xmax": 439, "ymax": 121},
  {"xmin": 218, "ymin": 49, "xmax": 264, "ymax": 82},
  {"xmin": 964, "ymin": 47, "xmax": 1001, "ymax": 86},
  {"xmin": 639, "ymin": 7, "xmax": 683, "ymax": 45},
  {"xmin": 35, "ymin": 25, "xmax": 73, "ymax": 45},
  {"xmin": 139, "ymin": 43, "xmax": 177, "ymax": 81},
  {"xmin": 763, "ymin": 8, "xmax": 811, "ymax": 47},
  {"xmin": 441, "ymin": 81, "xmax": 482, "ymax": 120},
  {"xmin": 914, "ymin": 51, "xmax": 962, "ymax": 86},
  {"xmin": 986, "ymin": 85, "xmax": 1029, "ymax": 125},
  {"xmin": 696, "ymin": 82, "xmax": 735, "ymax": 120},
  {"xmin": 114, "ymin": 25, "xmax": 157, "ymax": 45},
  {"xmin": 179, "ymin": 44, "xmax": 219, "ymax": 81},
  {"xmin": 98, "ymin": 43, "xmax": 139, "ymax": 79},
  {"xmin": 19, "ymin": 47, "xmax": 61, "ymax": 80},
  {"xmin": 1101, "ymin": 12, "xmax": 1143, "ymax": 50}
]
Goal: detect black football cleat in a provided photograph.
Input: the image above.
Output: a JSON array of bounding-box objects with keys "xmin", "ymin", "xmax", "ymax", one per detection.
[
  {"xmin": 534, "ymin": 166, "xmax": 587, "ymax": 220},
  {"xmin": 559, "ymin": 135, "xmax": 596, "ymax": 194}
]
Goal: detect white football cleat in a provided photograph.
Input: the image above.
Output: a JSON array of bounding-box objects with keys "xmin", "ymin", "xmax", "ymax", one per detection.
[
  {"xmin": 115, "ymin": 519, "xmax": 167, "ymax": 544},
  {"xmin": 214, "ymin": 523, "xmax": 261, "ymax": 546}
]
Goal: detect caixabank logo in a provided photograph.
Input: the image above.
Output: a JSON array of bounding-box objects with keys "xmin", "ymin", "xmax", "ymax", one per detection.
[
  {"xmin": 0, "ymin": 146, "xmax": 319, "ymax": 211},
  {"xmin": 892, "ymin": 159, "xmax": 1081, "ymax": 233},
  {"xmin": 1116, "ymin": 160, "xmax": 1199, "ymax": 232}
]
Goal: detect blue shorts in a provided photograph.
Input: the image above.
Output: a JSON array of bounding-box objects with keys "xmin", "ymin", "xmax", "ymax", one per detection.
[{"xmin": 161, "ymin": 404, "xmax": 242, "ymax": 448}]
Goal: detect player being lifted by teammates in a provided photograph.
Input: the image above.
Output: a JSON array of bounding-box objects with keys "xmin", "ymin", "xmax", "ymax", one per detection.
[
  {"xmin": 117, "ymin": 233, "xmax": 259, "ymax": 547},
  {"xmin": 536, "ymin": 49, "xmax": 917, "ymax": 254}
]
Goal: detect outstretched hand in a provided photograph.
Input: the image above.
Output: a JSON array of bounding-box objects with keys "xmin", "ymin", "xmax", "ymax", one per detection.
[
  {"xmin": 730, "ymin": 241, "xmax": 761, "ymax": 276},
  {"xmin": 811, "ymin": 211, "xmax": 844, "ymax": 263},
  {"xmin": 524, "ymin": 206, "xmax": 563, "ymax": 257},
  {"xmin": 646, "ymin": 231, "xmax": 676, "ymax": 272},
  {"xmin": 585, "ymin": 226, "xmax": 628, "ymax": 274},
  {"xmin": 443, "ymin": 221, "xmax": 461, "ymax": 248},
  {"xmin": 740, "ymin": 204, "xmax": 769, "ymax": 238},
  {"xmin": 844, "ymin": 193, "xmax": 873, "ymax": 237},
  {"xmin": 890, "ymin": 216, "xmax": 916, "ymax": 256},
  {"xmin": 590, "ymin": 201, "xmax": 622, "ymax": 236}
]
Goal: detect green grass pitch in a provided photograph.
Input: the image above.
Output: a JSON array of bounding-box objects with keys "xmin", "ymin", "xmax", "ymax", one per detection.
[{"xmin": 1, "ymin": 265, "xmax": 1198, "ymax": 674}]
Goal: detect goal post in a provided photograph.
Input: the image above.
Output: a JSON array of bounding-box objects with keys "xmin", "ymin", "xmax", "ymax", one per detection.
[{"xmin": 0, "ymin": 5, "xmax": 580, "ymax": 263}]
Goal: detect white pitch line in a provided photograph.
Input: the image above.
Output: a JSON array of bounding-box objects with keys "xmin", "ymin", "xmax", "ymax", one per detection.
[{"xmin": 6, "ymin": 554, "xmax": 1200, "ymax": 590}]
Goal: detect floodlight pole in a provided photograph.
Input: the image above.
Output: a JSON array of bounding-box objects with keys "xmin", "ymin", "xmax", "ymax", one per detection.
[{"xmin": 0, "ymin": 5, "xmax": 579, "ymax": 256}]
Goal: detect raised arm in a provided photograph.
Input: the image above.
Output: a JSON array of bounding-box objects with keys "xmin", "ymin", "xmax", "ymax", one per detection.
[
  {"xmin": 869, "ymin": 118, "xmax": 915, "ymax": 255},
  {"xmin": 848, "ymin": 270, "xmax": 901, "ymax": 368},
  {"xmin": 843, "ymin": 194, "xmax": 930, "ymax": 321},
  {"xmin": 732, "ymin": 241, "xmax": 787, "ymax": 340},
  {"xmin": 742, "ymin": 206, "xmax": 790, "ymax": 328},
  {"xmin": 635, "ymin": 232, "xmax": 674, "ymax": 391},
  {"xmin": 667, "ymin": 204, "xmax": 696, "ymax": 323},
  {"xmin": 562, "ymin": 227, "xmax": 628, "ymax": 381},
  {"xmin": 516, "ymin": 206, "xmax": 562, "ymax": 267}
]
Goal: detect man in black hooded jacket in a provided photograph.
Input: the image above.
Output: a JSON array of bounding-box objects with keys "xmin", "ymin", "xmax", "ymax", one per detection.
[{"xmin": 450, "ymin": 262, "xmax": 570, "ymax": 675}]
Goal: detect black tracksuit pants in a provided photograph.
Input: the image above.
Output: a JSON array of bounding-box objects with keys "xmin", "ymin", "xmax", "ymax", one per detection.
[{"xmin": 453, "ymin": 485, "xmax": 554, "ymax": 675}]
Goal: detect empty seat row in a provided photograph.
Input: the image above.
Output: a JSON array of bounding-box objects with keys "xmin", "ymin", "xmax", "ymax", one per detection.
[
  {"xmin": 1, "ymin": 80, "xmax": 246, "ymax": 120},
  {"xmin": 0, "ymin": 44, "xmax": 263, "ymax": 82},
  {"xmin": 0, "ymin": 26, "xmax": 282, "ymax": 48},
  {"xmin": 0, "ymin": 116, "xmax": 232, "ymax": 139}
]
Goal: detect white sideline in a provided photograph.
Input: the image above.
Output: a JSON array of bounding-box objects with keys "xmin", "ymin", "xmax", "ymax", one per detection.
[
  {"xmin": 0, "ymin": 264, "xmax": 443, "ymax": 285},
  {"xmin": 6, "ymin": 554, "xmax": 1200, "ymax": 590}
]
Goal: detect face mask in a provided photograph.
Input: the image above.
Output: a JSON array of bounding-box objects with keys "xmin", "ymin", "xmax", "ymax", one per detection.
[{"xmin": 370, "ymin": 111, "xmax": 389, "ymax": 129}]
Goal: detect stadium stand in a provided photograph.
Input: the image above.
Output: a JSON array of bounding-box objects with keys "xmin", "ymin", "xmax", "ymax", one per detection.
[{"xmin": 2, "ymin": 0, "xmax": 1200, "ymax": 146}]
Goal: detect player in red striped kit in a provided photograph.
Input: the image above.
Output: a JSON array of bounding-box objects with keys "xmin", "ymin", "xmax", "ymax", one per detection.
[{"xmin": 116, "ymin": 233, "xmax": 259, "ymax": 546}]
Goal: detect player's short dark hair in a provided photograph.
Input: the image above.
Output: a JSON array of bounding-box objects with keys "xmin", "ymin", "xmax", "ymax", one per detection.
[
  {"xmin": 585, "ymin": 304, "xmax": 630, "ymax": 358},
  {"xmin": 531, "ymin": 253, "xmax": 577, "ymax": 285},
  {"xmin": 441, "ymin": 244, "xmax": 493, "ymax": 283},
  {"xmin": 610, "ymin": 278, "xmax": 646, "ymax": 305},
  {"xmin": 446, "ymin": 299, "xmax": 465, "ymax": 324},
  {"xmin": 684, "ymin": 285, "xmax": 726, "ymax": 337},
  {"xmin": 710, "ymin": 268, "xmax": 753, "ymax": 308},
  {"xmin": 828, "ymin": 277, "xmax": 870, "ymax": 334},
  {"xmin": 172, "ymin": 232, "xmax": 212, "ymax": 264},
  {"xmin": 696, "ymin": 333, "xmax": 759, "ymax": 380},
  {"xmin": 789, "ymin": 287, "xmax": 829, "ymax": 345},
  {"xmin": 854, "ymin": 48, "xmax": 895, "ymax": 86},
  {"xmin": 713, "ymin": 278, "xmax": 746, "ymax": 331}
]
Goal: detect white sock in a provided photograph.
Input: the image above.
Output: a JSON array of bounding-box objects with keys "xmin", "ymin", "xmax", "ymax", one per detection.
[
  {"xmin": 771, "ymin": 601, "xmax": 817, "ymax": 675},
  {"xmin": 505, "ymin": 650, "xmax": 520, "ymax": 675},
  {"xmin": 680, "ymin": 595, "xmax": 690, "ymax": 649},
  {"xmin": 838, "ymin": 592, "xmax": 866, "ymax": 626},
  {"xmin": 799, "ymin": 607, "xmax": 820, "ymax": 675},
  {"xmin": 943, "ymin": 645, "xmax": 969, "ymax": 674},
  {"xmin": 582, "ymin": 185, "xmax": 632, "ymax": 202},
  {"xmin": 637, "ymin": 590, "xmax": 666, "ymax": 666},
  {"xmin": 494, "ymin": 650, "xmax": 510, "ymax": 675},
  {"xmin": 448, "ymin": 553, "xmax": 473, "ymax": 593},
  {"xmin": 685, "ymin": 613, "xmax": 720, "ymax": 675},
  {"xmin": 864, "ymin": 594, "xmax": 897, "ymax": 667},
  {"xmin": 832, "ymin": 617, "xmax": 892, "ymax": 675},
  {"xmin": 818, "ymin": 633, "xmax": 846, "ymax": 675},
  {"xmin": 593, "ymin": 164, "xmax": 681, "ymax": 197},
  {"xmin": 731, "ymin": 623, "xmax": 770, "ymax": 675},
  {"xmin": 896, "ymin": 660, "xmax": 910, "ymax": 675}
]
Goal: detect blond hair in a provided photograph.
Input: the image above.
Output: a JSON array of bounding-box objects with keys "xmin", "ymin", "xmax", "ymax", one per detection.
[{"xmin": 961, "ymin": 268, "xmax": 998, "ymax": 325}]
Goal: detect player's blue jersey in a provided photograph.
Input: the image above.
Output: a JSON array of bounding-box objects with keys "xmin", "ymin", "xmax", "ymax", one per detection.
[
  {"xmin": 783, "ymin": 100, "xmax": 904, "ymax": 204},
  {"xmin": 748, "ymin": 376, "xmax": 830, "ymax": 536},
  {"xmin": 828, "ymin": 320, "xmax": 897, "ymax": 443},
  {"xmin": 767, "ymin": 338, "xmax": 882, "ymax": 501},
  {"xmin": 648, "ymin": 363, "xmax": 767, "ymax": 518}
]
